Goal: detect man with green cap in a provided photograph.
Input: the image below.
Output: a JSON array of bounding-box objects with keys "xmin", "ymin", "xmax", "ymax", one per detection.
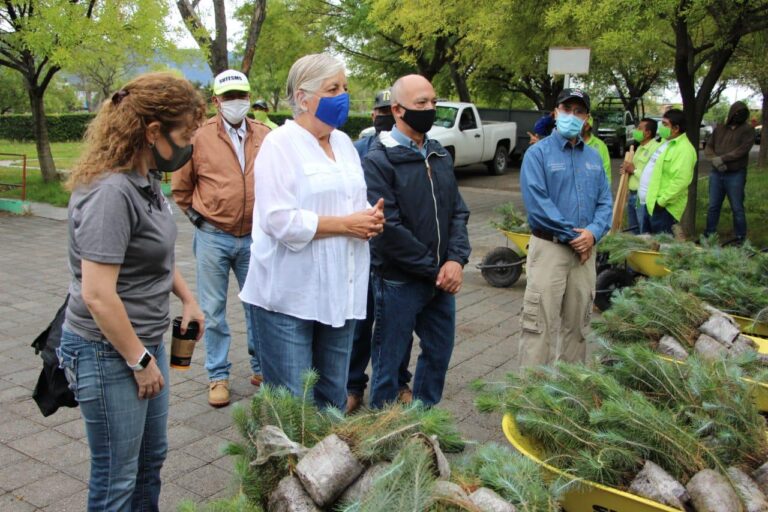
[
  {"xmin": 620, "ymin": 117, "xmax": 661, "ymax": 233},
  {"xmin": 582, "ymin": 115, "xmax": 612, "ymax": 183},
  {"xmin": 252, "ymin": 99, "xmax": 278, "ymax": 130},
  {"xmin": 172, "ymin": 69, "xmax": 271, "ymax": 407}
]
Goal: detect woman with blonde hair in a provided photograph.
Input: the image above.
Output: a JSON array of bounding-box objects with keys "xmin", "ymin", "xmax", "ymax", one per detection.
[
  {"xmin": 239, "ymin": 53, "xmax": 385, "ymax": 409},
  {"xmin": 59, "ymin": 72, "xmax": 206, "ymax": 511}
]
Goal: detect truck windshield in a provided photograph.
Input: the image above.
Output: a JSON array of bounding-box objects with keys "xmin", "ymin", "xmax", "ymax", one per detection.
[
  {"xmin": 434, "ymin": 106, "xmax": 458, "ymax": 128},
  {"xmin": 594, "ymin": 111, "xmax": 623, "ymax": 126}
]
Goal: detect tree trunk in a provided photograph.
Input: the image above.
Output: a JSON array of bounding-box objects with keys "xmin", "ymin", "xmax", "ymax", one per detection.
[
  {"xmin": 240, "ymin": 0, "xmax": 267, "ymax": 77},
  {"xmin": 449, "ymin": 63, "xmax": 471, "ymax": 102},
  {"xmin": 209, "ymin": 0, "xmax": 229, "ymax": 75},
  {"xmin": 760, "ymin": 84, "xmax": 767, "ymax": 168},
  {"xmin": 28, "ymin": 87, "xmax": 58, "ymax": 183}
]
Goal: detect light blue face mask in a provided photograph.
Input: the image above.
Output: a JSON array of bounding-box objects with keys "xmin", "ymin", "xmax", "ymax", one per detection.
[
  {"xmin": 314, "ymin": 92, "xmax": 350, "ymax": 128},
  {"xmin": 556, "ymin": 112, "xmax": 585, "ymax": 139}
]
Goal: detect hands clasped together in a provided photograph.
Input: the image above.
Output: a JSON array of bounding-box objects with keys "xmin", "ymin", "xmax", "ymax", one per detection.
[
  {"xmin": 346, "ymin": 197, "xmax": 386, "ymax": 240},
  {"xmin": 570, "ymin": 228, "xmax": 595, "ymax": 264}
]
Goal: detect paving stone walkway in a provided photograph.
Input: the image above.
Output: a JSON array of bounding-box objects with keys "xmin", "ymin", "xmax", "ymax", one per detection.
[{"xmin": 0, "ymin": 182, "xmax": 525, "ymax": 511}]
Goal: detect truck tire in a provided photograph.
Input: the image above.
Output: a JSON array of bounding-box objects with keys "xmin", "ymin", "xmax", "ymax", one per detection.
[
  {"xmin": 481, "ymin": 247, "xmax": 522, "ymax": 287},
  {"xmin": 486, "ymin": 144, "xmax": 508, "ymax": 175}
]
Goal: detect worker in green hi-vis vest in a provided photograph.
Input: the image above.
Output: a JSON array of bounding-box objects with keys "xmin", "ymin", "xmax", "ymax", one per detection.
[{"xmin": 582, "ymin": 115, "xmax": 612, "ymax": 184}]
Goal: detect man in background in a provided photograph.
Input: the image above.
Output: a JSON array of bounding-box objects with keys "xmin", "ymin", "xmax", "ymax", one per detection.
[
  {"xmin": 354, "ymin": 89, "xmax": 395, "ymax": 158},
  {"xmin": 621, "ymin": 118, "xmax": 660, "ymax": 233},
  {"xmin": 637, "ymin": 108, "xmax": 696, "ymax": 235},
  {"xmin": 346, "ymin": 88, "xmax": 406, "ymax": 414},
  {"xmin": 252, "ymin": 99, "xmax": 278, "ymax": 129},
  {"xmin": 172, "ymin": 70, "xmax": 271, "ymax": 407},
  {"xmin": 704, "ymin": 101, "xmax": 755, "ymax": 243}
]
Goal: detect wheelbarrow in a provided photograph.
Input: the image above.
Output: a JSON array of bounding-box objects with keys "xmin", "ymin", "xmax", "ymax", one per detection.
[
  {"xmin": 594, "ymin": 250, "xmax": 671, "ymax": 312},
  {"xmin": 477, "ymin": 230, "xmax": 531, "ymax": 287},
  {"xmin": 502, "ymin": 414, "xmax": 681, "ymax": 512}
]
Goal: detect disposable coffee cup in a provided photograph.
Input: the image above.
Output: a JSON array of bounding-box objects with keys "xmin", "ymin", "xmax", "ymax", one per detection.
[{"xmin": 170, "ymin": 316, "xmax": 200, "ymax": 370}]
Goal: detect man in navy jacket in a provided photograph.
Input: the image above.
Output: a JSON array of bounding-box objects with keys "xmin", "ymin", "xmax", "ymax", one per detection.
[{"xmin": 362, "ymin": 74, "xmax": 471, "ymax": 408}]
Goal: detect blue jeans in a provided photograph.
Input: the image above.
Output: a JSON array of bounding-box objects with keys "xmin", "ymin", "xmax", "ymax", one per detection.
[
  {"xmin": 641, "ymin": 205, "xmax": 676, "ymax": 234},
  {"xmin": 705, "ymin": 167, "xmax": 747, "ymax": 239},
  {"xmin": 58, "ymin": 329, "xmax": 169, "ymax": 512},
  {"xmin": 251, "ymin": 305, "xmax": 355, "ymax": 410},
  {"xmin": 626, "ymin": 190, "xmax": 640, "ymax": 234},
  {"xmin": 369, "ymin": 275, "xmax": 456, "ymax": 409},
  {"xmin": 347, "ymin": 280, "xmax": 412, "ymax": 397},
  {"xmin": 193, "ymin": 224, "xmax": 260, "ymax": 381}
]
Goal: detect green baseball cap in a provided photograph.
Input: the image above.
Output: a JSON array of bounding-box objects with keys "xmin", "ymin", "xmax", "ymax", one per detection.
[{"xmin": 212, "ymin": 70, "xmax": 250, "ymax": 96}]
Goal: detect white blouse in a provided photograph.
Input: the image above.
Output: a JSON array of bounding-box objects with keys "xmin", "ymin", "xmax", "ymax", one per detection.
[{"xmin": 239, "ymin": 120, "xmax": 370, "ymax": 327}]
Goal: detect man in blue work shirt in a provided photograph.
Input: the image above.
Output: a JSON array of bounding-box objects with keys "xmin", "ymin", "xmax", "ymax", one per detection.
[{"xmin": 517, "ymin": 88, "xmax": 613, "ymax": 367}]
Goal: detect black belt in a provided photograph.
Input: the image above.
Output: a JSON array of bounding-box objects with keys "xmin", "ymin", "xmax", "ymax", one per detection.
[{"xmin": 532, "ymin": 229, "xmax": 562, "ymax": 244}]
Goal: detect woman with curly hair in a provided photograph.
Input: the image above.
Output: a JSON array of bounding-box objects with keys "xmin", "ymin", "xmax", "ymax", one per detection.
[{"xmin": 59, "ymin": 72, "xmax": 206, "ymax": 511}]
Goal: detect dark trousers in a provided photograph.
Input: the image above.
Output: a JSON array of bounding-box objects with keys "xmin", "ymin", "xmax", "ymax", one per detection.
[
  {"xmin": 347, "ymin": 279, "xmax": 412, "ymax": 397},
  {"xmin": 705, "ymin": 167, "xmax": 747, "ymax": 239},
  {"xmin": 369, "ymin": 274, "xmax": 455, "ymax": 409},
  {"xmin": 641, "ymin": 205, "xmax": 676, "ymax": 235}
]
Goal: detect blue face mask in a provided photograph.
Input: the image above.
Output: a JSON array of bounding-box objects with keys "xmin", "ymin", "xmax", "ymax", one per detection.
[
  {"xmin": 556, "ymin": 112, "xmax": 585, "ymax": 139},
  {"xmin": 314, "ymin": 92, "xmax": 350, "ymax": 128}
]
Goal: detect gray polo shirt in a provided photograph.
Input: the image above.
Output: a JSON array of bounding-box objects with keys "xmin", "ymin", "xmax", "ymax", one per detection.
[{"xmin": 64, "ymin": 170, "xmax": 177, "ymax": 346}]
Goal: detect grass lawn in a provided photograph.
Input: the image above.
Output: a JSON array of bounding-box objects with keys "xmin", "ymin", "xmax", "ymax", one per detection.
[
  {"xmin": 695, "ymin": 164, "xmax": 768, "ymax": 248},
  {"xmin": 0, "ymin": 140, "xmax": 83, "ymax": 207}
]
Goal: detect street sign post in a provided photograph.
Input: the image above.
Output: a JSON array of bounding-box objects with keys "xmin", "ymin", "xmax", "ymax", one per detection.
[{"xmin": 548, "ymin": 47, "xmax": 591, "ymax": 88}]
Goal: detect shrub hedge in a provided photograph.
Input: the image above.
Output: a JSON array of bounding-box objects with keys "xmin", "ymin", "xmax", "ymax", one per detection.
[{"xmin": 0, "ymin": 112, "xmax": 373, "ymax": 142}]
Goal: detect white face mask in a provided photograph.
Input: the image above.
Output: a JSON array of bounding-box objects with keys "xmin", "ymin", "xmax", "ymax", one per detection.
[{"xmin": 219, "ymin": 99, "xmax": 250, "ymax": 125}]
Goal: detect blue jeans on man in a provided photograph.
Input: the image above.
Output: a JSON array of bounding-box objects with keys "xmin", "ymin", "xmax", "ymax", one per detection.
[
  {"xmin": 251, "ymin": 305, "xmax": 355, "ymax": 410},
  {"xmin": 369, "ymin": 274, "xmax": 455, "ymax": 409},
  {"xmin": 626, "ymin": 190, "xmax": 641, "ymax": 234},
  {"xmin": 705, "ymin": 167, "xmax": 747, "ymax": 240},
  {"xmin": 347, "ymin": 280, "xmax": 412, "ymax": 398},
  {"xmin": 59, "ymin": 330, "xmax": 169, "ymax": 511},
  {"xmin": 193, "ymin": 223, "xmax": 260, "ymax": 382},
  {"xmin": 640, "ymin": 205, "xmax": 676, "ymax": 235}
]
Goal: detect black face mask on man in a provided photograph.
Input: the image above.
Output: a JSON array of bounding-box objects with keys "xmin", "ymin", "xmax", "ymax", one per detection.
[
  {"xmin": 399, "ymin": 106, "xmax": 436, "ymax": 134},
  {"xmin": 373, "ymin": 114, "xmax": 395, "ymax": 133},
  {"xmin": 731, "ymin": 109, "xmax": 749, "ymax": 126},
  {"xmin": 151, "ymin": 129, "xmax": 193, "ymax": 173}
]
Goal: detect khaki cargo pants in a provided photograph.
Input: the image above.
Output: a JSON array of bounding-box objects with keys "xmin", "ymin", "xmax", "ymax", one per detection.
[{"xmin": 517, "ymin": 235, "xmax": 596, "ymax": 367}]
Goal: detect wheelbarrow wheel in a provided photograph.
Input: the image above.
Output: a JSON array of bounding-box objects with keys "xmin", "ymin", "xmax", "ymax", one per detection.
[
  {"xmin": 594, "ymin": 268, "xmax": 635, "ymax": 312},
  {"xmin": 481, "ymin": 247, "xmax": 523, "ymax": 287}
]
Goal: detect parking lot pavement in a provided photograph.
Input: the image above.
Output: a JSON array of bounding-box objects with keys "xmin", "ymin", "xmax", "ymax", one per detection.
[{"xmin": 0, "ymin": 178, "xmax": 527, "ymax": 510}]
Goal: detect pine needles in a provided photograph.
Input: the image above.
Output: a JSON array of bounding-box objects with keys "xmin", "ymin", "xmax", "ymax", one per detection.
[
  {"xmin": 490, "ymin": 202, "xmax": 529, "ymax": 233},
  {"xmin": 592, "ymin": 280, "xmax": 709, "ymax": 345},
  {"xmin": 473, "ymin": 349, "xmax": 768, "ymax": 491},
  {"xmin": 456, "ymin": 444, "xmax": 559, "ymax": 512},
  {"xmin": 339, "ymin": 440, "xmax": 437, "ymax": 512},
  {"xmin": 597, "ymin": 233, "xmax": 673, "ymax": 264},
  {"xmin": 225, "ymin": 370, "xmax": 336, "ymax": 506},
  {"xmin": 223, "ymin": 371, "xmax": 467, "ymax": 510},
  {"xmin": 660, "ymin": 240, "xmax": 768, "ymax": 317}
]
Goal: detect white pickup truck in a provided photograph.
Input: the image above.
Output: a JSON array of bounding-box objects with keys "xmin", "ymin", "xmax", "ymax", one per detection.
[{"xmin": 359, "ymin": 101, "xmax": 517, "ymax": 175}]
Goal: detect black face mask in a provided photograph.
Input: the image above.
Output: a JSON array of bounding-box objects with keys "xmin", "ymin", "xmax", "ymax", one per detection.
[
  {"xmin": 373, "ymin": 114, "xmax": 395, "ymax": 133},
  {"xmin": 731, "ymin": 109, "xmax": 749, "ymax": 125},
  {"xmin": 151, "ymin": 129, "xmax": 193, "ymax": 173},
  {"xmin": 400, "ymin": 107, "xmax": 436, "ymax": 134}
]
